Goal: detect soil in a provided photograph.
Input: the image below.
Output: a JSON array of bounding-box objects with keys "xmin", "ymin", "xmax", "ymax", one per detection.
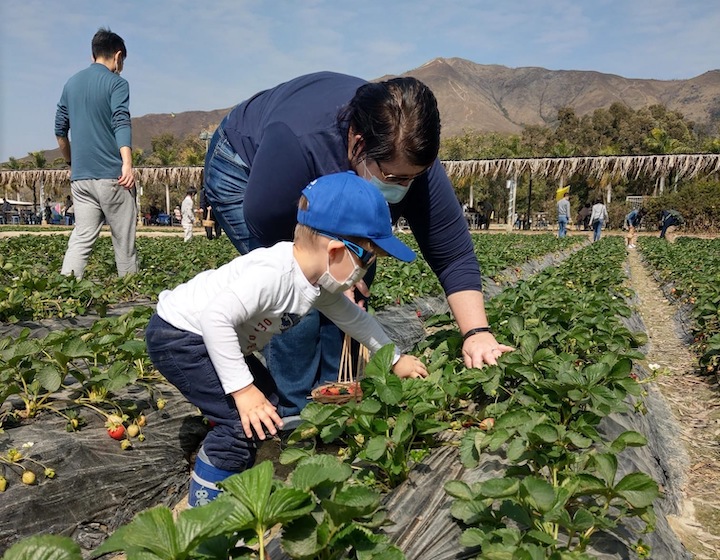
[{"xmin": 626, "ymin": 245, "xmax": 720, "ymax": 559}]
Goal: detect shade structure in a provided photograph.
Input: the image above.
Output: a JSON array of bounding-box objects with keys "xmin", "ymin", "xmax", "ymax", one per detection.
[{"xmin": 556, "ymin": 186, "xmax": 569, "ymax": 201}]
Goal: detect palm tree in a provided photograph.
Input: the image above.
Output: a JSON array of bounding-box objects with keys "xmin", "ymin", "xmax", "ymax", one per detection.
[
  {"xmin": 2, "ymin": 156, "xmax": 26, "ymax": 170},
  {"xmin": 28, "ymin": 151, "xmax": 47, "ymax": 169},
  {"xmin": 644, "ymin": 128, "xmax": 688, "ymax": 194}
]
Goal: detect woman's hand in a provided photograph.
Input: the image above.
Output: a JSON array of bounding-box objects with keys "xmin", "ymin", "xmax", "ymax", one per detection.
[
  {"xmin": 462, "ymin": 331, "xmax": 514, "ymax": 368},
  {"xmin": 231, "ymin": 384, "xmax": 283, "ymax": 440},
  {"xmin": 392, "ymin": 354, "xmax": 428, "ymax": 379}
]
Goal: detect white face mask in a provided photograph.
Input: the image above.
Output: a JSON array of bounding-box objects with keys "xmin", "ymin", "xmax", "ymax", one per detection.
[
  {"xmin": 317, "ymin": 248, "xmax": 368, "ymax": 294},
  {"xmin": 362, "ymin": 161, "xmax": 411, "ymax": 204}
]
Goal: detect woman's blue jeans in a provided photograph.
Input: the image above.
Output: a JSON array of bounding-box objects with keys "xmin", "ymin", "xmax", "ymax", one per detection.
[
  {"xmin": 145, "ymin": 314, "xmax": 278, "ymax": 471},
  {"xmin": 202, "ymin": 123, "xmax": 344, "ymax": 417},
  {"xmin": 593, "ymin": 220, "xmax": 603, "ymax": 242}
]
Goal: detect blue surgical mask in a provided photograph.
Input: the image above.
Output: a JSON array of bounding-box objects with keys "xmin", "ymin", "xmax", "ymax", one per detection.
[{"xmin": 362, "ymin": 161, "xmax": 411, "ymax": 204}]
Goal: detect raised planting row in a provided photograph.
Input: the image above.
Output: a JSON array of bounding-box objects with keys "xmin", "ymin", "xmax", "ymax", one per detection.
[
  {"xmin": 371, "ymin": 233, "xmax": 583, "ymax": 309},
  {"xmin": 0, "ymin": 235, "xmax": 239, "ymax": 322},
  {"xmin": 2, "ymin": 237, "xmax": 671, "ymax": 559},
  {"xmin": 0, "ymin": 232, "xmax": 583, "ymax": 321},
  {"xmin": 637, "ymin": 236, "xmax": 720, "ymax": 376}
]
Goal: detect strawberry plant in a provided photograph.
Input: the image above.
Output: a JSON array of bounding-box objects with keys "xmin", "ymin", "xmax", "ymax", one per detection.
[
  {"xmin": 90, "ymin": 458, "xmax": 400, "ymax": 560},
  {"xmin": 3, "ymin": 534, "xmax": 84, "ymax": 560},
  {"xmin": 0, "ymin": 442, "xmax": 56, "ymax": 491},
  {"xmin": 283, "ymin": 343, "xmax": 468, "ymax": 490},
  {"xmin": 281, "ymin": 454, "xmax": 404, "ymax": 559},
  {"xmin": 0, "ymin": 308, "xmax": 156, "ymax": 443}
]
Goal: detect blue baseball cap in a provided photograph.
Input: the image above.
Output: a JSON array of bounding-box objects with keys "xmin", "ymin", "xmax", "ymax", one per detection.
[{"xmin": 297, "ymin": 172, "xmax": 416, "ymax": 263}]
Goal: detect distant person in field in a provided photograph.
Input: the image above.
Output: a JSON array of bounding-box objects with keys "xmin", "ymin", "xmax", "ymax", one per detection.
[
  {"xmin": 181, "ymin": 187, "xmax": 197, "ymax": 242},
  {"xmin": 576, "ymin": 203, "xmax": 591, "ymax": 231},
  {"xmin": 589, "ymin": 198, "xmax": 609, "ymax": 242},
  {"xmin": 2, "ymin": 198, "xmax": 11, "ymax": 224},
  {"xmin": 659, "ymin": 209, "xmax": 684, "ymax": 240},
  {"xmin": 63, "ymin": 195, "xmax": 75, "ymax": 226},
  {"xmin": 145, "ymin": 172, "xmax": 428, "ymax": 507},
  {"xmin": 556, "ymin": 190, "xmax": 571, "ymax": 238},
  {"xmin": 624, "ymin": 207, "xmax": 646, "ymax": 248},
  {"xmin": 54, "ymin": 27, "xmax": 137, "ymax": 279}
]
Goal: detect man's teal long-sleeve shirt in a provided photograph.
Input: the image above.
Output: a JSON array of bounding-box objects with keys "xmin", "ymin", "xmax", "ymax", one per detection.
[{"xmin": 55, "ymin": 63, "xmax": 132, "ymax": 181}]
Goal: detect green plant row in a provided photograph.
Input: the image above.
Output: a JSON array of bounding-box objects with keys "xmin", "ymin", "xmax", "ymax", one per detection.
[
  {"xmin": 450, "ymin": 237, "xmax": 656, "ymax": 559},
  {"xmin": 371, "ymin": 233, "xmax": 583, "ymax": 309},
  {"xmin": 0, "ymin": 235, "xmax": 239, "ymax": 321},
  {"xmin": 3, "ymin": 456, "xmax": 405, "ymax": 560},
  {"xmin": 0, "ymin": 233, "xmax": 582, "ymax": 321},
  {"xmin": 285, "ymin": 237, "xmax": 658, "ymax": 559},
  {"xmin": 637, "ymin": 236, "xmax": 720, "ymax": 375}
]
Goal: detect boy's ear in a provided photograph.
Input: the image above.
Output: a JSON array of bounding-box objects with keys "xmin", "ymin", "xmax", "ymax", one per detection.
[{"xmin": 326, "ymin": 239, "xmax": 346, "ymax": 262}]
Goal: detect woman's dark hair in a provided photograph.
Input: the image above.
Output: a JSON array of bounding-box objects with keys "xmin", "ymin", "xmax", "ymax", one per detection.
[
  {"xmin": 92, "ymin": 28, "xmax": 127, "ymax": 61},
  {"xmin": 339, "ymin": 77, "xmax": 441, "ymax": 167},
  {"xmin": 594, "ymin": 199, "xmax": 603, "ymax": 205}
]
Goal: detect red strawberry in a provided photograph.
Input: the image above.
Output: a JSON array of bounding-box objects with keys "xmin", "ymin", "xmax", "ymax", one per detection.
[{"xmin": 108, "ymin": 424, "xmax": 126, "ymax": 440}]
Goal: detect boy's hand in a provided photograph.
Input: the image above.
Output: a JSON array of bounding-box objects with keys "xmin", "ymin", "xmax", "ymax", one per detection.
[
  {"xmin": 231, "ymin": 384, "xmax": 283, "ymax": 440},
  {"xmin": 392, "ymin": 354, "xmax": 428, "ymax": 379}
]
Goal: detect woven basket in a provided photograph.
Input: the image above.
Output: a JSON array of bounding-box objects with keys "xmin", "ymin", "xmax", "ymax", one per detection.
[
  {"xmin": 311, "ymin": 334, "xmax": 368, "ymax": 404},
  {"xmin": 202, "ymin": 208, "xmax": 215, "ymax": 228}
]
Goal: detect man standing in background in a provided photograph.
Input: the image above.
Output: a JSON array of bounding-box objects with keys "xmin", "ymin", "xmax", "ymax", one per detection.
[
  {"xmin": 557, "ymin": 190, "xmax": 571, "ymax": 238},
  {"xmin": 55, "ymin": 28, "xmax": 137, "ymax": 279}
]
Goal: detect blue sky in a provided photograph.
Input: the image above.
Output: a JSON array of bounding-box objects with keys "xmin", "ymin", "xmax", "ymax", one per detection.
[{"xmin": 1, "ymin": 0, "xmax": 719, "ymax": 163}]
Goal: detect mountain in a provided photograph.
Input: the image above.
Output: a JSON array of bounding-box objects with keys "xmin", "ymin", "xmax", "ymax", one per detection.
[
  {"xmin": 398, "ymin": 58, "xmax": 720, "ymax": 137},
  {"xmin": 29, "ymin": 58, "xmax": 720, "ymax": 162}
]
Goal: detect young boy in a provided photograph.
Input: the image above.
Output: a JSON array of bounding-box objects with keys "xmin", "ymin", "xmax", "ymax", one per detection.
[{"xmin": 145, "ymin": 171, "xmax": 428, "ymax": 507}]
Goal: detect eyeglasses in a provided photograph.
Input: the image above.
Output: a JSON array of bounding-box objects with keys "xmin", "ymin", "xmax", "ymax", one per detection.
[
  {"xmin": 375, "ymin": 160, "xmax": 430, "ymax": 186},
  {"xmin": 319, "ymin": 232, "xmax": 376, "ymax": 267}
]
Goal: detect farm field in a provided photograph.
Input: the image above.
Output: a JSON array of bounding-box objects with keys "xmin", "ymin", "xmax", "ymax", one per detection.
[{"xmin": 0, "ymin": 230, "xmax": 718, "ymax": 559}]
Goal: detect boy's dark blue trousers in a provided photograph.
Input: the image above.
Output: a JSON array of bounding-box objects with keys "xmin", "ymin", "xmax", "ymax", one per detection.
[{"xmin": 145, "ymin": 313, "xmax": 279, "ymax": 472}]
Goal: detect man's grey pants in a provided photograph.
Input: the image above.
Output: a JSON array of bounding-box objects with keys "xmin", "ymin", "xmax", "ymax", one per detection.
[{"xmin": 61, "ymin": 179, "xmax": 138, "ymax": 279}]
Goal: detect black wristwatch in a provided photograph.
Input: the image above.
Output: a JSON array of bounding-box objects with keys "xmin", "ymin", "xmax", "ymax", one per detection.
[{"xmin": 463, "ymin": 326, "xmax": 492, "ymax": 341}]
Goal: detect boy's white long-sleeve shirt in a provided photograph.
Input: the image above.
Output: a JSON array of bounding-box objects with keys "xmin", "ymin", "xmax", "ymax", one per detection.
[
  {"xmin": 181, "ymin": 195, "xmax": 194, "ymax": 225},
  {"xmin": 156, "ymin": 242, "xmax": 397, "ymax": 395}
]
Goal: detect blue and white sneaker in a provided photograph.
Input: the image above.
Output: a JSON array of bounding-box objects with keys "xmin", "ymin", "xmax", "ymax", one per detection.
[{"xmin": 187, "ymin": 447, "xmax": 237, "ymax": 508}]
